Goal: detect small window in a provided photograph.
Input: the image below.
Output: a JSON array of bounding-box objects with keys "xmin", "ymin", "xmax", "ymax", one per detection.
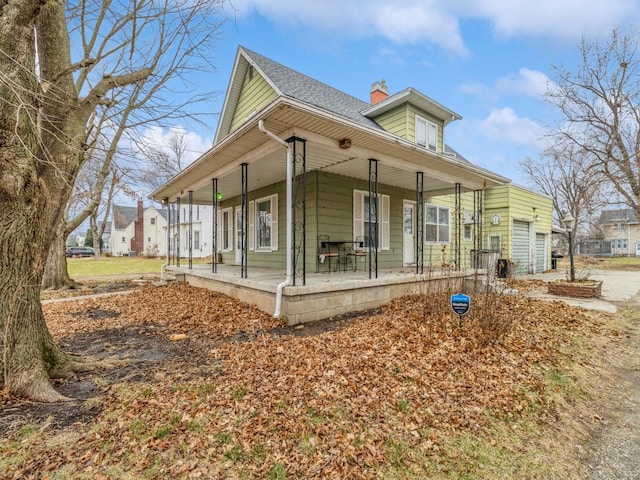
[
  {"xmin": 425, "ymin": 204, "xmax": 449, "ymax": 243},
  {"xmin": 121, "ymin": 236, "xmax": 126, "ymax": 243},
  {"xmin": 150, "ymin": 217, "xmax": 155, "ymax": 225},
  {"xmin": 416, "ymin": 115, "xmax": 438, "ymax": 151},
  {"xmin": 464, "ymin": 225, "xmax": 473, "ymax": 241}
]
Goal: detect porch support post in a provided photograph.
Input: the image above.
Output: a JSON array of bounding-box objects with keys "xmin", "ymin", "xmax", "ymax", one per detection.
[
  {"xmin": 454, "ymin": 183, "xmax": 461, "ymax": 270},
  {"xmin": 368, "ymin": 158, "xmax": 379, "ymax": 279},
  {"xmin": 212, "ymin": 179, "xmax": 218, "ymax": 274},
  {"xmin": 473, "ymin": 189, "xmax": 483, "ymax": 268},
  {"xmin": 241, "ymin": 163, "xmax": 248, "ymax": 279},
  {"xmin": 416, "ymin": 172, "xmax": 424, "ymax": 274},
  {"xmin": 287, "ymin": 136, "xmax": 306, "ymax": 286},
  {"xmin": 164, "ymin": 198, "xmax": 170, "ymax": 267},
  {"xmin": 176, "ymin": 197, "xmax": 181, "ymax": 268},
  {"xmin": 188, "ymin": 190, "xmax": 193, "ymax": 269}
]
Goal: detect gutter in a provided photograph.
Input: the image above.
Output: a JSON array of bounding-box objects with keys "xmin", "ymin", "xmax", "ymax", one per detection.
[{"xmin": 258, "ymin": 119, "xmax": 292, "ymax": 319}]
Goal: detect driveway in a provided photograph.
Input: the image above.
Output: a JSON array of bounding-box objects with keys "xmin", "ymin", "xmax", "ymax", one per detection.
[
  {"xmin": 524, "ymin": 269, "xmax": 640, "ymax": 313},
  {"xmin": 525, "ymin": 269, "xmax": 640, "ymax": 479}
]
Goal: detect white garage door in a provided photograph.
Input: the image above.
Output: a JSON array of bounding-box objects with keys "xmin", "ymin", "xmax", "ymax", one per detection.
[
  {"xmin": 512, "ymin": 220, "xmax": 531, "ymax": 274},
  {"xmin": 535, "ymin": 233, "xmax": 547, "ymax": 273}
]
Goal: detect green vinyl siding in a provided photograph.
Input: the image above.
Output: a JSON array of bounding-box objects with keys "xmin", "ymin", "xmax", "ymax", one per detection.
[
  {"xmin": 371, "ymin": 103, "xmax": 445, "ymax": 153},
  {"xmin": 229, "ymin": 70, "xmax": 277, "ymax": 134},
  {"xmin": 373, "ymin": 104, "xmax": 410, "ymax": 138}
]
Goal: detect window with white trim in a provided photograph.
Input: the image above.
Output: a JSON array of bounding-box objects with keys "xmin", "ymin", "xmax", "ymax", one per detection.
[
  {"xmin": 416, "ymin": 115, "xmax": 438, "ymax": 151},
  {"xmin": 221, "ymin": 208, "xmax": 233, "ymax": 251},
  {"xmin": 250, "ymin": 194, "xmax": 278, "ymax": 252},
  {"xmin": 613, "ymin": 239, "xmax": 628, "ymax": 249},
  {"xmin": 425, "ymin": 204, "xmax": 449, "ymax": 243},
  {"xmin": 463, "ymin": 225, "xmax": 473, "ymax": 242},
  {"xmin": 353, "ymin": 190, "xmax": 389, "ymax": 250}
]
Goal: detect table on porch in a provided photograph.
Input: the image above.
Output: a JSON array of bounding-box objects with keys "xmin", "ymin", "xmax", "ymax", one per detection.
[{"xmin": 319, "ymin": 239, "xmax": 365, "ymax": 272}]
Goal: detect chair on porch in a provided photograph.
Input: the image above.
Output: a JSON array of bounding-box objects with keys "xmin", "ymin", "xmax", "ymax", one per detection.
[
  {"xmin": 346, "ymin": 236, "xmax": 367, "ymax": 271},
  {"xmin": 317, "ymin": 234, "xmax": 339, "ymax": 273}
]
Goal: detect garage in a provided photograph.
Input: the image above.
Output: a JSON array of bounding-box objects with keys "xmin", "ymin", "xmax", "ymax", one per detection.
[
  {"xmin": 512, "ymin": 220, "xmax": 531, "ymax": 274},
  {"xmin": 535, "ymin": 233, "xmax": 547, "ymax": 273}
]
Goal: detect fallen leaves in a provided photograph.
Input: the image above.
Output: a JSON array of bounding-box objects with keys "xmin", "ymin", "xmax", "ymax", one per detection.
[{"xmin": 6, "ymin": 283, "xmax": 606, "ymax": 478}]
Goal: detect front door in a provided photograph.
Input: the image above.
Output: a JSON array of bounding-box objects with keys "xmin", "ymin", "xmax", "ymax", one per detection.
[
  {"xmin": 234, "ymin": 207, "xmax": 244, "ymax": 265},
  {"xmin": 636, "ymin": 242, "xmax": 640, "ymax": 256},
  {"xmin": 403, "ymin": 201, "xmax": 416, "ymax": 265}
]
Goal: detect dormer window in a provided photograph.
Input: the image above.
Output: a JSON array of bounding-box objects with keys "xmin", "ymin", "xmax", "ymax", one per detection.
[{"xmin": 416, "ymin": 115, "xmax": 437, "ymax": 151}]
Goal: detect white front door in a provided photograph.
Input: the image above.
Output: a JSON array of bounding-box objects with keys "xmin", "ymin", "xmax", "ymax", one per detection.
[
  {"xmin": 636, "ymin": 242, "xmax": 640, "ymax": 256},
  {"xmin": 403, "ymin": 201, "xmax": 416, "ymax": 265},
  {"xmin": 234, "ymin": 207, "xmax": 244, "ymax": 265}
]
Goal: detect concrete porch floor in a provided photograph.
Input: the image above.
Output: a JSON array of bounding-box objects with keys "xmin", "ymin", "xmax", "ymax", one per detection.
[{"xmin": 163, "ymin": 263, "xmax": 478, "ymax": 325}]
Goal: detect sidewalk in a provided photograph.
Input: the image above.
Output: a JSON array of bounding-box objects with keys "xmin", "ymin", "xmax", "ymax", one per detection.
[{"xmin": 523, "ymin": 269, "xmax": 640, "ymax": 313}]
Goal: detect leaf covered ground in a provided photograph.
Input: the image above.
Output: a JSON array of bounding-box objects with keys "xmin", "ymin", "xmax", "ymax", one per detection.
[{"xmin": 0, "ymin": 282, "xmax": 621, "ymax": 479}]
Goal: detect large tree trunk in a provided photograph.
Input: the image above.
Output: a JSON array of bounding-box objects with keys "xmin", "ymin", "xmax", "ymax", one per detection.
[
  {"xmin": 42, "ymin": 229, "xmax": 75, "ymax": 290},
  {"xmin": 0, "ymin": 0, "xmax": 82, "ymax": 401},
  {"xmin": 0, "ymin": 167, "xmax": 73, "ymax": 401}
]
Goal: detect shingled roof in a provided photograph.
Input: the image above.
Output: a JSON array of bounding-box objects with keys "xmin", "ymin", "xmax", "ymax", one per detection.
[
  {"xmin": 598, "ymin": 208, "xmax": 638, "ymax": 224},
  {"xmin": 241, "ymin": 47, "xmax": 383, "ymax": 131},
  {"xmin": 112, "ymin": 205, "xmax": 138, "ymax": 230}
]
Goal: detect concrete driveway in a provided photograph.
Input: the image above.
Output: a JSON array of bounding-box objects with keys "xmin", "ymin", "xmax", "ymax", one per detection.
[{"xmin": 524, "ymin": 269, "xmax": 640, "ymax": 313}]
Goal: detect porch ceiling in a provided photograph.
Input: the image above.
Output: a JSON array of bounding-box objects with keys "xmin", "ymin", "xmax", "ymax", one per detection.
[{"xmin": 151, "ymin": 98, "xmax": 510, "ymax": 205}]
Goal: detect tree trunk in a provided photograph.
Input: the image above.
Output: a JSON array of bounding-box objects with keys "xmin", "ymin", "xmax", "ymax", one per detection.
[
  {"xmin": 0, "ymin": 174, "xmax": 73, "ymax": 402},
  {"xmin": 42, "ymin": 231, "xmax": 75, "ymax": 290}
]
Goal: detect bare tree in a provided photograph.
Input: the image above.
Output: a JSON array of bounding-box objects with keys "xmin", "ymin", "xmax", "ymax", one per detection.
[
  {"xmin": 136, "ymin": 127, "xmax": 193, "ymax": 193},
  {"xmin": 0, "ymin": 0, "xmax": 225, "ymax": 401},
  {"xmin": 41, "ymin": 3, "xmax": 222, "ymax": 290},
  {"xmin": 547, "ymin": 27, "xmax": 640, "ymax": 220},
  {"xmin": 520, "ymin": 140, "xmax": 608, "ymax": 239}
]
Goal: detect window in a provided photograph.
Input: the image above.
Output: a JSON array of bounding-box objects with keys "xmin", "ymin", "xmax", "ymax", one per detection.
[
  {"xmin": 194, "ymin": 231, "xmax": 200, "ymax": 250},
  {"xmin": 121, "ymin": 236, "xmax": 126, "ymax": 243},
  {"xmin": 464, "ymin": 225, "xmax": 473, "ymax": 242},
  {"xmin": 150, "ymin": 217, "xmax": 155, "ymax": 225},
  {"xmin": 250, "ymin": 194, "xmax": 278, "ymax": 252},
  {"xmin": 488, "ymin": 234, "xmax": 501, "ymax": 253},
  {"xmin": 425, "ymin": 204, "xmax": 449, "ymax": 243},
  {"xmin": 221, "ymin": 208, "xmax": 233, "ymax": 251},
  {"xmin": 353, "ymin": 190, "xmax": 390, "ymax": 250},
  {"xmin": 416, "ymin": 115, "xmax": 438, "ymax": 151},
  {"xmin": 613, "ymin": 239, "xmax": 628, "ymax": 249}
]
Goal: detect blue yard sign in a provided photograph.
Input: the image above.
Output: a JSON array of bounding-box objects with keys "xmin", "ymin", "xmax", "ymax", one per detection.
[{"xmin": 450, "ymin": 293, "xmax": 471, "ymax": 326}]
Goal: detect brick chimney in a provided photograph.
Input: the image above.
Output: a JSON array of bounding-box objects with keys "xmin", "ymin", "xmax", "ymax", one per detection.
[
  {"xmin": 131, "ymin": 199, "xmax": 144, "ymax": 255},
  {"xmin": 370, "ymin": 79, "xmax": 388, "ymax": 105}
]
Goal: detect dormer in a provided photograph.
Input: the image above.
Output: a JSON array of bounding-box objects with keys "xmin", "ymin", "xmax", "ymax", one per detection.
[{"xmin": 362, "ymin": 86, "xmax": 461, "ymax": 154}]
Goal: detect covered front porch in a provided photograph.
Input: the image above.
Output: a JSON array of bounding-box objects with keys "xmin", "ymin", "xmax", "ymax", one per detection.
[{"xmin": 163, "ymin": 263, "xmax": 481, "ymax": 324}]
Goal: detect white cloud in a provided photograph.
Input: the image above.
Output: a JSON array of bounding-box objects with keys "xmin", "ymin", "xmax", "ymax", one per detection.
[
  {"xmin": 478, "ymin": 107, "xmax": 543, "ymax": 147},
  {"xmin": 226, "ymin": 0, "xmax": 468, "ymax": 56},
  {"xmin": 227, "ymin": 0, "xmax": 640, "ymax": 54},
  {"xmin": 495, "ymin": 68, "xmax": 551, "ymax": 98},
  {"xmin": 453, "ymin": 0, "xmax": 640, "ymax": 41},
  {"xmin": 139, "ymin": 125, "xmax": 212, "ymax": 165}
]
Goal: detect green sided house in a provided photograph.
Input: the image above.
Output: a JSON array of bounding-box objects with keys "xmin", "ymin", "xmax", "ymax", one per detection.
[{"xmin": 151, "ymin": 46, "xmax": 549, "ymax": 324}]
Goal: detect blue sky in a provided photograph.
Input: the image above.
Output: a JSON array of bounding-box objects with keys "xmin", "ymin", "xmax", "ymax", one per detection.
[{"xmin": 139, "ymin": 0, "xmax": 640, "ymax": 188}]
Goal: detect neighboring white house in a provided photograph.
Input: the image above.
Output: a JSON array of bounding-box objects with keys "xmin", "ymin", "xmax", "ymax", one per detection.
[
  {"xmin": 168, "ymin": 203, "xmax": 215, "ymax": 259},
  {"xmin": 111, "ymin": 200, "xmax": 168, "ymax": 257}
]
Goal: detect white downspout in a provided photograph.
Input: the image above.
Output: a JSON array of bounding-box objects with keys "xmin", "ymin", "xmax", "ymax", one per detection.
[{"xmin": 258, "ymin": 119, "xmax": 292, "ymax": 318}]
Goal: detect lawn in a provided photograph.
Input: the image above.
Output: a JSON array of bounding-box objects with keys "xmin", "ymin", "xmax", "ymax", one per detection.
[
  {"xmin": 67, "ymin": 256, "xmax": 209, "ymax": 278},
  {"xmin": 4, "ymin": 280, "xmax": 635, "ymax": 479}
]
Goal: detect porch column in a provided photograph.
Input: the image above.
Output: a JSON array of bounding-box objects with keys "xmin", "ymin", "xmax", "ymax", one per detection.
[
  {"xmin": 165, "ymin": 199, "xmax": 170, "ymax": 265},
  {"xmin": 368, "ymin": 158, "xmax": 379, "ymax": 279},
  {"xmin": 454, "ymin": 183, "xmax": 461, "ymax": 270},
  {"xmin": 416, "ymin": 172, "xmax": 424, "ymax": 274},
  {"xmin": 188, "ymin": 190, "xmax": 193, "ymax": 269},
  {"xmin": 241, "ymin": 163, "xmax": 248, "ymax": 279},
  {"xmin": 176, "ymin": 197, "xmax": 181, "ymax": 268},
  {"xmin": 212, "ymin": 179, "xmax": 218, "ymax": 274},
  {"xmin": 287, "ymin": 136, "xmax": 306, "ymax": 286},
  {"xmin": 473, "ymin": 189, "xmax": 483, "ymax": 268}
]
